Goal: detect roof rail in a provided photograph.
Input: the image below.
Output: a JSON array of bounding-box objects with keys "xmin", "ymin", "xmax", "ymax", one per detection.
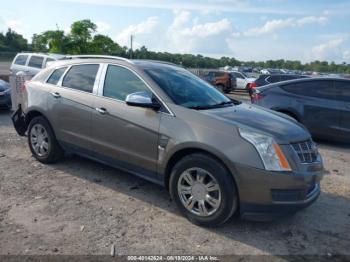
[
  {"xmin": 61, "ymin": 55, "xmax": 133, "ymax": 64},
  {"xmin": 135, "ymin": 59, "xmax": 180, "ymax": 67}
]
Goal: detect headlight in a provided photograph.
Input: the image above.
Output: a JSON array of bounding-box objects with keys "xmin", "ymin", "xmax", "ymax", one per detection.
[{"xmin": 239, "ymin": 128, "xmax": 291, "ymax": 171}]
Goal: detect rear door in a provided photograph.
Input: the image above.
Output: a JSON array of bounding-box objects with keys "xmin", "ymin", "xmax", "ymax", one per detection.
[
  {"xmin": 91, "ymin": 64, "xmax": 161, "ymax": 179},
  {"xmin": 27, "ymin": 55, "xmax": 45, "ymax": 76},
  {"xmin": 49, "ymin": 64, "xmax": 101, "ymax": 153},
  {"xmin": 283, "ymin": 80, "xmax": 341, "ymax": 138},
  {"xmin": 334, "ymin": 80, "xmax": 350, "ymax": 141}
]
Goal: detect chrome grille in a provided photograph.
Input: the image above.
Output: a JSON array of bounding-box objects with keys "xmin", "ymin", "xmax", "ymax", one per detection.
[{"xmin": 291, "ymin": 139, "xmax": 318, "ymax": 163}]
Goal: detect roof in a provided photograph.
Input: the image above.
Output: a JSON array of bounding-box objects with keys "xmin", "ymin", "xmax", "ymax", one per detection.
[
  {"xmin": 17, "ymin": 52, "xmax": 65, "ymax": 59},
  {"xmin": 257, "ymin": 76, "xmax": 350, "ymax": 92}
]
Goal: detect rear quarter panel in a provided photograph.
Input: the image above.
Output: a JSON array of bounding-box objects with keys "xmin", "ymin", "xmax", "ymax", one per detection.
[
  {"xmin": 24, "ymin": 81, "xmax": 53, "ymax": 121},
  {"xmin": 256, "ymin": 87, "xmax": 302, "ymax": 119}
]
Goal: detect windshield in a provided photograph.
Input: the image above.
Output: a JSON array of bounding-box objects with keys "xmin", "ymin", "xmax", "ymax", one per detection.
[{"xmin": 145, "ymin": 67, "xmax": 233, "ymax": 109}]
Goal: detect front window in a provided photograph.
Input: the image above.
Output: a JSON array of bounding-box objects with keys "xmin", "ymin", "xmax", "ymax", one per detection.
[
  {"xmin": 145, "ymin": 67, "xmax": 234, "ymax": 110},
  {"xmin": 103, "ymin": 65, "xmax": 151, "ymax": 101}
]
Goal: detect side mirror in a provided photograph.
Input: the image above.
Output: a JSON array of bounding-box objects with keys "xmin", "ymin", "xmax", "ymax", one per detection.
[{"xmin": 125, "ymin": 91, "xmax": 161, "ymax": 110}]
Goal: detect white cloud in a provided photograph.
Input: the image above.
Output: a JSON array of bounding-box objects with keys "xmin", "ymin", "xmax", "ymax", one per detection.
[
  {"xmin": 3, "ymin": 19, "xmax": 24, "ymax": 34},
  {"xmin": 343, "ymin": 50, "xmax": 350, "ymax": 61},
  {"xmin": 60, "ymin": 0, "xmax": 305, "ymax": 15},
  {"xmin": 96, "ymin": 21, "xmax": 111, "ymax": 33},
  {"xmin": 311, "ymin": 37, "xmax": 349, "ymax": 62},
  {"xmin": 115, "ymin": 16, "xmax": 159, "ymax": 47},
  {"xmin": 166, "ymin": 11, "xmax": 232, "ymax": 53},
  {"xmin": 181, "ymin": 18, "xmax": 231, "ymax": 38},
  {"xmin": 296, "ymin": 16, "xmax": 327, "ymax": 26},
  {"xmin": 244, "ymin": 18, "xmax": 294, "ymax": 37},
  {"xmin": 234, "ymin": 16, "xmax": 328, "ymax": 37}
]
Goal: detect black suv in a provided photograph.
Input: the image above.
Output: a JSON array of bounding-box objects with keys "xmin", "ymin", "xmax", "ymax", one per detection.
[{"xmin": 252, "ymin": 78, "xmax": 350, "ymax": 142}]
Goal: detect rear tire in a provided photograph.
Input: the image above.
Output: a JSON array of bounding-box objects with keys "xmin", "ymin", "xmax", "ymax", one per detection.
[
  {"xmin": 169, "ymin": 153, "xmax": 238, "ymax": 227},
  {"xmin": 28, "ymin": 116, "xmax": 64, "ymax": 164}
]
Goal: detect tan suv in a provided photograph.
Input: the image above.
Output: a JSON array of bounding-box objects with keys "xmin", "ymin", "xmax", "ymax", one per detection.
[{"xmin": 12, "ymin": 56, "xmax": 325, "ymax": 226}]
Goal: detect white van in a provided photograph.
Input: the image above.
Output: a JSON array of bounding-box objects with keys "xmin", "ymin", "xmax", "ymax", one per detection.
[{"xmin": 10, "ymin": 53, "xmax": 64, "ymax": 77}]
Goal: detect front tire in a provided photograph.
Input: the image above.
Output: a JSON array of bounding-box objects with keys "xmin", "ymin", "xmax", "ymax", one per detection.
[
  {"xmin": 170, "ymin": 153, "xmax": 238, "ymax": 227},
  {"xmin": 28, "ymin": 116, "xmax": 64, "ymax": 164}
]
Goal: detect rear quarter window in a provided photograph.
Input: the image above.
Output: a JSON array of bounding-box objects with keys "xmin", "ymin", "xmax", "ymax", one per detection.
[
  {"xmin": 14, "ymin": 55, "xmax": 28, "ymax": 66},
  {"xmin": 47, "ymin": 67, "xmax": 67, "ymax": 85}
]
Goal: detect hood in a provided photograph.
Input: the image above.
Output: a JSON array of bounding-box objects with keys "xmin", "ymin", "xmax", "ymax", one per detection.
[{"xmin": 201, "ymin": 103, "xmax": 310, "ymax": 144}]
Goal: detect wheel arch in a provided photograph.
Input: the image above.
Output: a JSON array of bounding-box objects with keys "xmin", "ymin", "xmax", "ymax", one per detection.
[
  {"xmin": 25, "ymin": 109, "xmax": 48, "ymax": 128},
  {"xmin": 163, "ymin": 147, "xmax": 239, "ymax": 193}
]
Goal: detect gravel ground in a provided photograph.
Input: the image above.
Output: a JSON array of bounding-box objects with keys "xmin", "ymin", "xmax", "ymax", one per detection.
[{"xmin": 0, "ymin": 105, "xmax": 350, "ymax": 257}]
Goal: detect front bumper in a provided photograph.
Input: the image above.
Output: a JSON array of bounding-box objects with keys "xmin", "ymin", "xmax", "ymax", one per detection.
[{"xmin": 232, "ymin": 163, "xmax": 324, "ymax": 221}]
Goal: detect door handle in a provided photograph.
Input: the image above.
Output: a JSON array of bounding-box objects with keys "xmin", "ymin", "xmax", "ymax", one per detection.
[
  {"xmin": 51, "ymin": 92, "xmax": 61, "ymax": 99},
  {"xmin": 95, "ymin": 107, "xmax": 107, "ymax": 115}
]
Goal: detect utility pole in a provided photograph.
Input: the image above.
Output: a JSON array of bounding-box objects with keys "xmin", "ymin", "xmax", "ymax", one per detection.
[{"xmin": 130, "ymin": 35, "xmax": 133, "ymax": 59}]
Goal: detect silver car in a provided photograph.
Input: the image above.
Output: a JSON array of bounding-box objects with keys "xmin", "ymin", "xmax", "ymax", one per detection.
[
  {"xmin": 10, "ymin": 53, "xmax": 65, "ymax": 77},
  {"xmin": 12, "ymin": 56, "xmax": 325, "ymax": 226}
]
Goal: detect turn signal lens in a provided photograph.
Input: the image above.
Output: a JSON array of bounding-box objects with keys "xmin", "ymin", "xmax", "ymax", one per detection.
[{"xmin": 273, "ymin": 144, "xmax": 291, "ymax": 171}]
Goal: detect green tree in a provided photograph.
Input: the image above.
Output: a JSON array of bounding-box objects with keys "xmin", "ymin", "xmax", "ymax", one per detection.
[
  {"xmin": 32, "ymin": 33, "xmax": 48, "ymax": 52},
  {"xmin": 68, "ymin": 19, "xmax": 97, "ymax": 54},
  {"xmin": 3, "ymin": 29, "xmax": 27, "ymax": 51},
  {"xmin": 90, "ymin": 34, "xmax": 123, "ymax": 54}
]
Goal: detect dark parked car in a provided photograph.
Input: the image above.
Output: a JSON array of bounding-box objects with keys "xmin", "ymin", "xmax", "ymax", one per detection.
[
  {"xmin": 252, "ymin": 78, "xmax": 350, "ymax": 142},
  {"xmin": 250, "ymin": 74, "xmax": 309, "ymax": 91},
  {"xmin": 0, "ymin": 79, "xmax": 11, "ymax": 110},
  {"xmin": 202, "ymin": 71, "xmax": 236, "ymax": 93}
]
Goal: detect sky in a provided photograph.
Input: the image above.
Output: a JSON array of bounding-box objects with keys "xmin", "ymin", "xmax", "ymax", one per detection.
[{"xmin": 0, "ymin": 0, "xmax": 350, "ymax": 63}]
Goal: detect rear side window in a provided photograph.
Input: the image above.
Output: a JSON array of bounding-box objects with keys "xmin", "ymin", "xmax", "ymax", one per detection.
[
  {"xmin": 334, "ymin": 81, "xmax": 350, "ymax": 102},
  {"xmin": 62, "ymin": 64, "xmax": 99, "ymax": 93},
  {"xmin": 282, "ymin": 80, "xmax": 335, "ymax": 100},
  {"xmin": 14, "ymin": 55, "xmax": 28, "ymax": 66},
  {"xmin": 103, "ymin": 65, "xmax": 150, "ymax": 101},
  {"xmin": 47, "ymin": 67, "xmax": 67, "ymax": 85},
  {"xmin": 269, "ymin": 75, "xmax": 281, "ymax": 83},
  {"xmin": 28, "ymin": 56, "xmax": 44, "ymax": 68}
]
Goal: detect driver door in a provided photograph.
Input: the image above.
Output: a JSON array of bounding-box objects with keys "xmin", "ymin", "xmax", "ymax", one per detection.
[{"xmin": 91, "ymin": 64, "xmax": 161, "ymax": 179}]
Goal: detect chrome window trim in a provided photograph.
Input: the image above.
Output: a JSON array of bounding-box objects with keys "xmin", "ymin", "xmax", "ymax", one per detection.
[{"xmin": 97, "ymin": 63, "xmax": 175, "ymax": 117}]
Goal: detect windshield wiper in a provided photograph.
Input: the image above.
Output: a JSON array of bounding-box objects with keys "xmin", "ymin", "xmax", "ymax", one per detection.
[{"xmin": 189, "ymin": 101, "xmax": 234, "ymax": 110}]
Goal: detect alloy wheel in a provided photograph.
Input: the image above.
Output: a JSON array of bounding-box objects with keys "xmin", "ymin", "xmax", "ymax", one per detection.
[
  {"xmin": 177, "ymin": 167, "xmax": 221, "ymax": 217},
  {"xmin": 30, "ymin": 123, "xmax": 50, "ymax": 157}
]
